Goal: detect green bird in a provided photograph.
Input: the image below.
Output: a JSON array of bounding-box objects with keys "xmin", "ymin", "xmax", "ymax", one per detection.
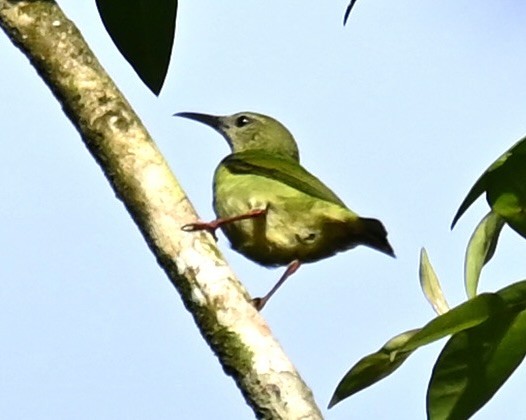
[{"xmin": 175, "ymin": 111, "xmax": 394, "ymax": 310}]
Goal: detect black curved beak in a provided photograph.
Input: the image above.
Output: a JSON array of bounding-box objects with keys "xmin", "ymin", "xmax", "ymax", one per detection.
[{"xmin": 174, "ymin": 112, "xmax": 223, "ymax": 130}]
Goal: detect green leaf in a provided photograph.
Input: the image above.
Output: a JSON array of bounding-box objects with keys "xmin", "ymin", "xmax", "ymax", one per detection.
[
  {"xmin": 401, "ymin": 293, "xmax": 505, "ymax": 353},
  {"xmin": 419, "ymin": 248, "xmax": 450, "ymax": 315},
  {"xmin": 96, "ymin": 0, "xmax": 177, "ymax": 95},
  {"xmin": 486, "ymin": 148, "xmax": 526, "ymax": 238},
  {"xmin": 464, "ymin": 211, "xmax": 505, "ymax": 299},
  {"xmin": 495, "ymin": 279, "xmax": 526, "ymax": 307},
  {"xmin": 427, "ymin": 305, "xmax": 526, "ymax": 419},
  {"xmin": 452, "ymin": 135, "xmax": 526, "ymax": 238},
  {"xmin": 451, "ymin": 172, "xmax": 487, "ymax": 229},
  {"xmin": 328, "ymin": 329, "xmax": 420, "ymax": 408}
]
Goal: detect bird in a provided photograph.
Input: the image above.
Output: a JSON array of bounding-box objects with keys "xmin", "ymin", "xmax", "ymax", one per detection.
[{"xmin": 175, "ymin": 111, "xmax": 394, "ymax": 310}]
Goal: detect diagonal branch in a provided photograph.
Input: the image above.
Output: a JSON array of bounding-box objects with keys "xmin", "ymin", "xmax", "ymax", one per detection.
[{"xmin": 0, "ymin": 1, "xmax": 322, "ymax": 418}]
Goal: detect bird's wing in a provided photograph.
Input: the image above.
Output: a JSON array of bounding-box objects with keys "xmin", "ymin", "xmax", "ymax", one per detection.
[{"xmin": 221, "ymin": 152, "xmax": 347, "ymax": 207}]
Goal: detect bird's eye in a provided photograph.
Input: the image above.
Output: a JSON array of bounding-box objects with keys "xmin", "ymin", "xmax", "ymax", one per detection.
[{"xmin": 235, "ymin": 115, "xmax": 251, "ymax": 127}]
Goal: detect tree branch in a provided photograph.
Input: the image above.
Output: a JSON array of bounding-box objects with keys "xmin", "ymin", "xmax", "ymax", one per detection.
[{"xmin": 0, "ymin": 1, "xmax": 322, "ymax": 418}]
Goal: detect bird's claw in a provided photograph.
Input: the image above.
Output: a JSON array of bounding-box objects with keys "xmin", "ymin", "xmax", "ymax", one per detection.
[
  {"xmin": 181, "ymin": 222, "xmax": 218, "ymax": 241},
  {"xmin": 251, "ymin": 297, "xmax": 265, "ymax": 311}
]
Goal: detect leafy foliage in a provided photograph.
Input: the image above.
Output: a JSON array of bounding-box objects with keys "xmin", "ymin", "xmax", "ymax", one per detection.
[
  {"xmin": 331, "ymin": 275, "xmax": 526, "ymax": 417},
  {"xmin": 428, "ymin": 302, "xmax": 526, "ymax": 419},
  {"xmin": 332, "ymin": 133, "xmax": 526, "ymax": 417}
]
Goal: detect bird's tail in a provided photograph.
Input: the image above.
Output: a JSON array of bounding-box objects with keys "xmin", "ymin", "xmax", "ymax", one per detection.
[{"xmin": 356, "ymin": 217, "xmax": 395, "ymax": 257}]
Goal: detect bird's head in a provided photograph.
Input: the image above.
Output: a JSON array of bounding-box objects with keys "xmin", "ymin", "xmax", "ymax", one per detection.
[{"xmin": 175, "ymin": 111, "xmax": 300, "ymax": 161}]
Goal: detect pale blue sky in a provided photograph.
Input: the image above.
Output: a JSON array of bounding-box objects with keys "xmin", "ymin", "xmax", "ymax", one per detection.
[{"xmin": 2, "ymin": 1, "xmax": 526, "ymax": 419}]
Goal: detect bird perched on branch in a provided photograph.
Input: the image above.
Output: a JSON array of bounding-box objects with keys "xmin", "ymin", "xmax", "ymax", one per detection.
[{"xmin": 175, "ymin": 111, "xmax": 394, "ymax": 310}]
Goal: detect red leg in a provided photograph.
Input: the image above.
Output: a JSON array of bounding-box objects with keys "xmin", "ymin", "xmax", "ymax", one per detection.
[
  {"xmin": 182, "ymin": 209, "xmax": 266, "ymax": 240},
  {"xmin": 252, "ymin": 260, "xmax": 302, "ymax": 311}
]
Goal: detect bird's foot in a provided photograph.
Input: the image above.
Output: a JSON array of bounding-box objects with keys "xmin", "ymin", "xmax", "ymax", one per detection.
[
  {"xmin": 251, "ymin": 297, "xmax": 266, "ymax": 311},
  {"xmin": 181, "ymin": 221, "xmax": 219, "ymax": 241},
  {"xmin": 251, "ymin": 260, "xmax": 302, "ymax": 311}
]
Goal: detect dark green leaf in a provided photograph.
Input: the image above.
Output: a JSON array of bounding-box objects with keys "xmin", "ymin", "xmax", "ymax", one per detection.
[
  {"xmin": 427, "ymin": 306, "xmax": 526, "ymax": 419},
  {"xmin": 452, "ymin": 135, "xmax": 526, "ymax": 238},
  {"xmin": 451, "ymin": 172, "xmax": 487, "ymax": 229},
  {"xmin": 464, "ymin": 211, "xmax": 505, "ymax": 299},
  {"xmin": 496, "ymin": 280, "xmax": 526, "ymax": 307},
  {"xmin": 343, "ymin": 0, "xmax": 358, "ymax": 26},
  {"xmin": 96, "ymin": 0, "xmax": 177, "ymax": 94},
  {"xmin": 328, "ymin": 329, "xmax": 419, "ymax": 408},
  {"xmin": 486, "ymin": 145, "xmax": 526, "ymax": 238}
]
